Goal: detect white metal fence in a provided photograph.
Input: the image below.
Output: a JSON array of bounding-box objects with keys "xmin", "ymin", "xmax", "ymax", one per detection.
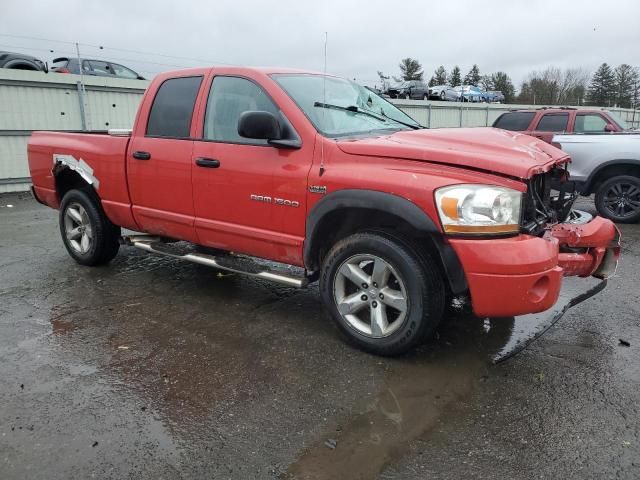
[
  {"xmin": 0, "ymin": 69, "xmax": 148, "ymax": 193},
  {"xmin": 1, "ymin": 69, "xmax": 639, "ymax": 193}
]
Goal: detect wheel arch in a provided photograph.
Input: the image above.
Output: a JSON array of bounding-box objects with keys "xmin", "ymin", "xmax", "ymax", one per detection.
[
  {"xmin": 581, "ymin": 159, "xmax": 640, "ymax": 195},
  {"xmin": 304, "ymin": 189, "xmax": 467, "ymax": 295}
]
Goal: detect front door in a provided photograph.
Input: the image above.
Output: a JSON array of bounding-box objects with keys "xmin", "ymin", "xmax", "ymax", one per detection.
[
  {"xmin": 127, "ymin": 75, "xmax": 203, "ymax": 242},
  {"xmin": 191, "ymin": 75, "xmax": 311, "ymax": 265}
]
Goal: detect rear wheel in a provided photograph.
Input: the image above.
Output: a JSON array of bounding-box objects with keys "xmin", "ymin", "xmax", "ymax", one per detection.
[
  {"xmin": 595, "ymin": 175, "xmax": 640, "ymax": 223},
  {"xmin": 320, "ymin": 232, "xmax": 445, "ymax": 356},
  {"xmin": 59, "ymin": 189, "xmax": 121, "ymax": 265}
]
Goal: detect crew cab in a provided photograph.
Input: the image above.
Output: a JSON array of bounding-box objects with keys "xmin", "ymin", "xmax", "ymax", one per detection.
[
  {"xmin": 28, "ymin": 67, "xmax": 621, "ymax": 356},
  {"xmin": 493, "ymin": 107, "xmax": 631, "ymax": 143}
]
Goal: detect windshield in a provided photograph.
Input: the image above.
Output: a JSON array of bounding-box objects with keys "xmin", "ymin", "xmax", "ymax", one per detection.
[
  {"xmin": 606, "ymin": 110, "xmax": 631, "ymax": 130},
  {"xmin": 272, "ymin": 74, "xmax": 421, "ymax": 137}
]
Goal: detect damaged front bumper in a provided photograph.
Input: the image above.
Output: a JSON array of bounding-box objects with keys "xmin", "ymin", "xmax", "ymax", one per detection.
[
  {"xmin": 449, "ymin": 211, "xmax": 621, "ymax": 318},
  {"xmin": 546, "ymin": 212, "xmax": 621, "ymax": 279}
]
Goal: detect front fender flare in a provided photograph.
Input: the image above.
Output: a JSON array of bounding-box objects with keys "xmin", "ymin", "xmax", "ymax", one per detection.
[{"xmin": 304, "ymin": 189, "xmax": 467, "ymax": 295}]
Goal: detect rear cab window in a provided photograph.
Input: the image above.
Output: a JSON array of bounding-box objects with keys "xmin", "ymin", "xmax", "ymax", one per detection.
[
  {"xmin": 146, "ymin": 76, "xmax": 203, "ymax": 138},
  {"xmin": 535, "ymin": 113, "xmax": 569, "ymax": 132},
  {"xmin": 493, "ymin": 112, "xmax": 535, "ymax": 131}
]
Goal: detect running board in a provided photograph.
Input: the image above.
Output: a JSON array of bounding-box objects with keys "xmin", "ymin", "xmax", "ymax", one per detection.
[{"xmin": 122, "ymin": 235, "xmax": 308, "ymax": 288}]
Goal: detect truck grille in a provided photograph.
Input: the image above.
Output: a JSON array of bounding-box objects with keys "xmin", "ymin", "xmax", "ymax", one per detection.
[{"xmin": 521, "ymin": 167, "xmax": 577, "ymax": 236}]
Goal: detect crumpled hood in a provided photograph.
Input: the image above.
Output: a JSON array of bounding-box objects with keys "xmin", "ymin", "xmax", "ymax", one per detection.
[{"xmin": 336, "ymin": 127, "xmax": 569, "ymax": 179}]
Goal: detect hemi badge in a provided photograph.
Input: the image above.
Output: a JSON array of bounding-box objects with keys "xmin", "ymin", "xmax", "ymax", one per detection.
[{"xmin": 309, "ymin": 185, "xmax": 327, "ymax": 194}]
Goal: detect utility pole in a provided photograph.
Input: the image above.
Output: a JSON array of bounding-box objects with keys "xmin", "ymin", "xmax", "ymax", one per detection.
[{"xmin": 75, "ymin": 42, "xmax": 89, "ymax": 130}]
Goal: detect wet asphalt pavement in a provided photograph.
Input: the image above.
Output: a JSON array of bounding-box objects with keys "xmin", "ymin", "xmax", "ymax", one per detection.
[{"xmin": 1, "ymin": 193, "xmax": 638, "ymax": 480}]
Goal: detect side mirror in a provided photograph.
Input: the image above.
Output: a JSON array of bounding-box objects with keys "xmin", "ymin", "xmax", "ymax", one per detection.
[
  {"xmin": 604, "ymin": 123, "xmax": 616, "ymax": 132},
  {"xmin": 238, "ymin": 111, "xmax": 282, "ymax": 141}
]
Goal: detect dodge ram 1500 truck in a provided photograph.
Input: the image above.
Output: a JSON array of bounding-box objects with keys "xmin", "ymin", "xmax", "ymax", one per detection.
[{"xmin": 28, "ymin": 67, "xmax": 621, "ymax": 355}]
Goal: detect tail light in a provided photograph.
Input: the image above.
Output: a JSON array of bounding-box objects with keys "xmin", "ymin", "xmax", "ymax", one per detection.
[{"xmin": 55, "ymin": 68, "xmax": 71, "ymax": 74}]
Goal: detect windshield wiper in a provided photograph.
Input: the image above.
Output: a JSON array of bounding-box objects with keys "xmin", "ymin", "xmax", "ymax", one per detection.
[
  {"xmin": 379, "ymin": 109, "xmax": 422, "ymax": 130},
  {"xmin": 313, "ymin": 102, "xmax": 388, "ymax": 121},
  {"xmin": 313, "ymin": 101, "xmax": 422, "ymax": 131}
]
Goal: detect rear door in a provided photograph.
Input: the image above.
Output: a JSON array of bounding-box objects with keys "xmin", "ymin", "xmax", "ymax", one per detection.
[
  {"xmin": 127, "ymin": 75, "xmax": 204, "ymax": 242},
  {"xmin": 530, "ymin": 112, "xmax": 569, "ymax": 143}
]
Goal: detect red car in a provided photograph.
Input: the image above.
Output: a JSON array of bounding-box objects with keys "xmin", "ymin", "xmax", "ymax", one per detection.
[
  {"xmin": 27, "ymin": 67, "xmax": 620, "ymax": 355},
  {"xmin": 492, "ymin": 107, "xmax": 629, "ymax": 144}
]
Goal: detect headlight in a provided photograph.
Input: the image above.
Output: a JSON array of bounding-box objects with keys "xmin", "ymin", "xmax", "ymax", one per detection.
[{"xmin": 434, "ymin": 185, "xmax": 522, "ymax": 235}]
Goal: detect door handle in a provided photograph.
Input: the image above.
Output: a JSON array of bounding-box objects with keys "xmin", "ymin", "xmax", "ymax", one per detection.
[
  {"xmin": 132, "ymin": 151, "xmax": 151, "ymax": 160},
  {"xmin": 195, "ymin": 157, "xmax": 220, "ymax": 168}
]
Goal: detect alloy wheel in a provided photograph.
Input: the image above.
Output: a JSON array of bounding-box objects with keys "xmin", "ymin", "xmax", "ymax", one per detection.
[
  {"xmin": 333, "ymin": 254, "xmax": 408, "ymax": 338},
  {"xmin": 603, "ymin": 182, "xmax": 640, "ymax": 219},
  {"xmin": 63, "ymin": 202, "xmax": 93, "ymax": 254}
]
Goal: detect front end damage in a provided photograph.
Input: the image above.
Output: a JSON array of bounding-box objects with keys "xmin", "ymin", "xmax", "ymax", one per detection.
[{"xmin": 452, "ymin": 166, "xmax": 620, "ymax": 362}]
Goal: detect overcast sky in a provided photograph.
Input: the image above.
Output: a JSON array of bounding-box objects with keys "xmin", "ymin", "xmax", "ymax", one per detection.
[{"xmin": 2, "ymin": 0, "xmax": 639, "ymax": 89}]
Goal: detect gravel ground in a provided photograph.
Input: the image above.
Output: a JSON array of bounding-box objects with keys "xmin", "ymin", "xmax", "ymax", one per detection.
[{"xmin": 0, "ymin": 193, "xmax": 638, "ymax": 479}]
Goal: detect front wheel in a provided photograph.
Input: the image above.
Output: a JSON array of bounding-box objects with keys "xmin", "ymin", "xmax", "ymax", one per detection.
[
  {"xmin": 59, "ymin": 189, "xmax": 121, "ymax": 265},
  {"xmin": 595, "ymin": 175, "xmax": 640, "ymax": 223},
  {"xmin": 320, "ymin": 232, "xmax": 445, "ymax": 356}
]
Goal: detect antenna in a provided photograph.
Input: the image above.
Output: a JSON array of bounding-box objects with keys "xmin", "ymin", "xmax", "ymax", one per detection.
[{"xmin": 319, "ymin": 32, "xmax": 327, "ymax": 177}]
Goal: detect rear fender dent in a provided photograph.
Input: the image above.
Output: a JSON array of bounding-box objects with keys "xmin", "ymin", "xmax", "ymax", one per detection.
[{"xmin": 53, "ymin": 154, "xmax": 100, "ymax": 190}]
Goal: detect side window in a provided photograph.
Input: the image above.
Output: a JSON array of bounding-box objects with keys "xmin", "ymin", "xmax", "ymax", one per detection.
[
  {"xmin": 536, "ymin": 113, "xmax": 569, "ymax": 132},
  {"xmin": 575, "ymin": 114, "xmax": 608, "ymax": 132},
  {"xmin": 146, "ymin": 76, "xmax": 203, "ymax": 138},
  {"xmin": 88, "ymin": 60, "xmax": 112, "ymax": 75},
  {"xmin": 81, "ymin": 60, "xmax": 92, "ymax": 73},
  {"xmin": 110, "ymin": 63, "xmax": 138, "ymax": 79},
  {"xmin": 203, "ymin": 76, "xmax": 279, "ymax": 144},
  {"xmin": 493, "ymin": 112, "xmax": 535, "ymax": 131}
]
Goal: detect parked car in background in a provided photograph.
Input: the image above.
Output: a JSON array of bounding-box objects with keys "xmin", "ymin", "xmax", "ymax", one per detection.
[
  {"xmin": 492, "ymin": 108, "xmax": 630, "ymax": 143},
  {"xmin": 0, "ymin": 51, "xmax": 47, "ymax": 72},
  {"xmin": 489, "ymin": 90, "xmax": 505, "ymax": 103},
  {"xmin": 454, "ymin": 85, "xmax": 482, "ymax": 102},
  {"xmin": 51, "ymin": 57, "xmax": 145, "ymax": 80},
  {"xmin": 553, "ymin": 133, "xmax": 640, "ymax": 223},
  {"xmin": 482, "ymin": 90, "xmax": 505, "ymax": 103},
  {"xmin": 428, "ymin": 84, "xmax": 457, "ymax": 101},
  {"xmin": 387, "ymin": 80, "xmax": 429, "ymax": 99}
]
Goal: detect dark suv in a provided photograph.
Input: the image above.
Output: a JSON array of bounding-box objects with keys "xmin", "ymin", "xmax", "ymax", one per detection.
[
  {"xmin": 51, "ymin": 57, "xmax": 145, "ymax": 80},
  {"xmin": 387, "ymin": 80, "xmax": 429, "ymax": 100}
]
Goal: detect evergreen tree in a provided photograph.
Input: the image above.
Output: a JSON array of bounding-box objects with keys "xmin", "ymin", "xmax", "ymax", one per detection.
[
  {"xmin": 490, "ymin": 72, "xmax": 516, "ymax": 103},
  {"xmin": 587, "ymin": 63, "xmax": 615, "ymax": 106},
  {"xmin": 448, "ymin": 66, "xmax": 462, "ymax": 86},
  {"xmin": 432, "ymin": 65, "xmax": 448, "ymax": 85},
  {"xmin": 613, "ymin": 64, "xmax": 638, "ymax": 108},
  {"xmin": 464, "ymin": 64, "xmax": 481, "ymax": 85},
  {"xmin": 399, "ymin": 58, "xmax": 424, "ymax": 81}
]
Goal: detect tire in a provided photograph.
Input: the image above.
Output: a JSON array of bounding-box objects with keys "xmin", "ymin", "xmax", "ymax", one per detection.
[
  {"xmin": 59, "ymin": 188, "xmax": 121, "ymax": 266},
  {"xmin": 320, "ymin": 232, "xmax": 445, "ymax": 356},
  {"xmin": 594, "ymin": 175, "xmax": 640, "ymax": 223},
  {"xmin": 423, "ymin": 94, "xmax": 428, "ymax": 100}
]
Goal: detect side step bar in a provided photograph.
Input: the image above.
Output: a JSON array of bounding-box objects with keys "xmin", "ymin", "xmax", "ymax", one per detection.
[{"xmin": 122, "ymin": 235, "xmax": 308, "ymax": 288}]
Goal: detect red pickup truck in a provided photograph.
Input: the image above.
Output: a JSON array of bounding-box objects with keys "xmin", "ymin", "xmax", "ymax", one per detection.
[{"xmin": 28, "ymin": 67, "xmax": 621, "ymax": 355}]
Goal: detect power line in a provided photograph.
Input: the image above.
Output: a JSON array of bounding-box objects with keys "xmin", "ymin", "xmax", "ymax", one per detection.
[{"xmin": 0, "ymin": 33, "xmax": 239, "ymax": 67}]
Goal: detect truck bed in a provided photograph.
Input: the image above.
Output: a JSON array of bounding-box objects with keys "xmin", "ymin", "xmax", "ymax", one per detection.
[{"xmin": 28, "ymin": 130, "xmax": 138, "ymax": 230}]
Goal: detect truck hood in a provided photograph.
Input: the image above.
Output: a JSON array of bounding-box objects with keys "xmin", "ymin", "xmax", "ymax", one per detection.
[{"xmin": 336, "ymin": 127, "xmax": 569, "ymax": 179}]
